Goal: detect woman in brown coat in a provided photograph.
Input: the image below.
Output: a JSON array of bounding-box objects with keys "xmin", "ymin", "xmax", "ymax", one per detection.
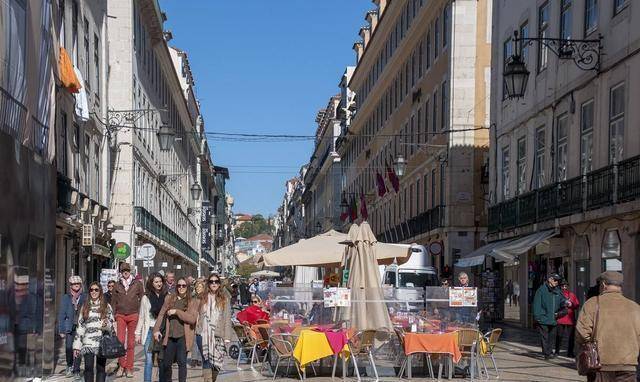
[
  {"xmin": 152, "ymin": 278, "xmax": 199, "ymax": 382},
  {"xmin": 199, "ymin": 273, "xmax": 233, "ymax": 382}
]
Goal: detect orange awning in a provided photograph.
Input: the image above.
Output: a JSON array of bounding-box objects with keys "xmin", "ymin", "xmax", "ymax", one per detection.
[{"xmin": 58, "ymin": 47, "xmax": 81, "ymax": 93}]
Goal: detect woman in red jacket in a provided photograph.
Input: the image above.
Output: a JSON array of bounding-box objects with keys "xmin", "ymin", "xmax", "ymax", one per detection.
[
  {"xmin": 555, "ymin": 280, "xmax": 580, "ymax": 358},
  {"xmin": 236, "ymin": 295, "xmax": 269, "ymax": 325}
]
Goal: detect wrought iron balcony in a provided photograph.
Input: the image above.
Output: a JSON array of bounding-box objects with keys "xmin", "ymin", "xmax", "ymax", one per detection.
[
  {"xmin": 134, "ymin": 206, "xmax": 199, "ymax": 263},
  {"xmin": 0, "ymin": 86, "xmax": 50, "ymax": 160},
  {"xmin": 489, "ymin": 156, "xmax": 640, "ymax": 233},
  {"xmin": 381, "ymin": 205, "xmax": 445, "ymax": 243}
]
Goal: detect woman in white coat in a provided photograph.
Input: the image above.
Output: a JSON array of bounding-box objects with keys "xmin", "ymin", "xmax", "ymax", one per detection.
[{"xmin": 135, "ymin": 272, "xmax": 167, "ymax": 382}]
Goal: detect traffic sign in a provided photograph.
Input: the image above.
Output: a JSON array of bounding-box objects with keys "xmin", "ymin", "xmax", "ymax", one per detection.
[{"xmin": 136, "ymin": 243, "xmax": 156, "ymax": 261}]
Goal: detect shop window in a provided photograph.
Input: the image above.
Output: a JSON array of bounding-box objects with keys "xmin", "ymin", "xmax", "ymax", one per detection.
[{"xmin": 602, "ymin": 230, "xmax": 622, "ymax": 272}]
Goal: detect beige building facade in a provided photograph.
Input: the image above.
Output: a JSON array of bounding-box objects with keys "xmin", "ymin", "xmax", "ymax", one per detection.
[
  {"xmin": 488, "ymin": 0, "xmax": 639, "ymax": 326},
  {"xmin": 338, "ymin": 0, "xmax": 491, "ymax": 271}
]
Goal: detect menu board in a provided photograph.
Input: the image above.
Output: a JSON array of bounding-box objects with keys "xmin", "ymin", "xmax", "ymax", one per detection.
[
  {"xmin": 449, "ymin": 287, "xmax": 478, "ymax": 307},
  {"xmin": 323, "ymin": 287, "xmax": 351, "ymax": 307}
]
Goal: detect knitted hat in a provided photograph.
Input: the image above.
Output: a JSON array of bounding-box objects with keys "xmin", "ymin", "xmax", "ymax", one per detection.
[{"xmin": 68, "ymin": 275, "xmax": 83, "ymax": 284}]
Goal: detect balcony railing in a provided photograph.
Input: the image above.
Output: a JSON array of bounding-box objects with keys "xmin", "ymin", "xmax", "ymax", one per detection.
[
  {"xmin": 57, "ymin": 173, "xmax": 75, "ymax": 214},
  {"xmin": 134, "ymin": 206, "xmax": 199, "ymax": 263},
  {"xmin": 489, "ymin": 156, "xmax": 640, "ymax": 233},
  {"xmin": 381, "ymin": 205, "xmax": 445, "ymax": 243},
  {"xmin": 0, "ymin": 86, "xmax": 50, "ymax": 160}
]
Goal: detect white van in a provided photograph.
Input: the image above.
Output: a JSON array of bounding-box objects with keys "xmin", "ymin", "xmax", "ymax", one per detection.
[{"xmin": 380, "ymin": 245, "xmax": 439, "ymax": 288}]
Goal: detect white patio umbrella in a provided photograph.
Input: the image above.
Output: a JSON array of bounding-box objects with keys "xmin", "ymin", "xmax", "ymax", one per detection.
[{"xmin": 251, "ymin": 270, "xmax": 280, "ymax": 278}]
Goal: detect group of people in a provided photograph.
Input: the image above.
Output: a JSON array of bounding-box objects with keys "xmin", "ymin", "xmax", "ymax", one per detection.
[
  {"xmin": 58, "ymin": 264, "xmax": 234, "ymax": 382},
  {"xmin": 534, "ymin": 271, "xmax": 640, "ymax": 382}
]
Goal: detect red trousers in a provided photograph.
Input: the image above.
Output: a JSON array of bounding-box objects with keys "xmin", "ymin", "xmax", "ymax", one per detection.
[{"xmin": 116, "ymin": 313, "xmax": 139, "ymax": 371}]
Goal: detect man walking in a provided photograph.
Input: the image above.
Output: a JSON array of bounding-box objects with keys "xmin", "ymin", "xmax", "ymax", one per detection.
[
  {"xmin": 533, "ymin": 273, "xmax": 565, "ymax": 359},
  {"xmin": 576, "ymin": 271, "xmax": 640, "ymax": 382},
  {"xmin": 166, "ymin": 272, "xmax": 176, "ymax": 294},
  {"xmin": 112, "ymin": 262, "xmax": 144, "ymax": 378},
  {"xmin": 57, "ymin": 276, "xmax": 86, "ymax": 378}
]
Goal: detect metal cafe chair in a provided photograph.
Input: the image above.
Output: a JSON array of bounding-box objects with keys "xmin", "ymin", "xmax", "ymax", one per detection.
[
  {"xmin": 237, "ymin": 323, "xmax": 268, "ymax": 369},
  {"xmin": 457, "ymin": 328, "xmax": 486, "ymax": 381},
  {"xmin": 481, "ymin": 328, "xmax": 502, "ymax": 378},
  {"xmin": 394, "ymin": 328, "xmax": 434, "ymax": 379},
  {"xmin": 269, "ymin": 333, "xmax": 303, "ymax": 381},
  {"xmin": 336, "ymin": 329, "xmax": 391, "ymax": 382}
]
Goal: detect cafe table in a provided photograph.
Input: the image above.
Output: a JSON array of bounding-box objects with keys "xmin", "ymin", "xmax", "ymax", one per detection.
[
  {"xmin": 403, "ymin": 331, "xmax": 462, "ymax": 380},
  {"xmin": 292, "ymin": 328, "xmax": 350, "ymax": 379}
]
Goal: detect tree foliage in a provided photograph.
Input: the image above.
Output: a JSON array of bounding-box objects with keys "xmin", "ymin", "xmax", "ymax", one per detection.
[
  {"xmin": 236, "ymin": 263, "xmax": 258, "ymax": 278},
  {"xmin": 234, "ymin": 214, "xmax": 273, "ymax": 238}
]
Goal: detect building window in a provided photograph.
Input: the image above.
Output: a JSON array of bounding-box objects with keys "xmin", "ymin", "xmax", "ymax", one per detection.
[
  {"xmin": 501, "ymin": 147, "xmax": 510, "ymax": 200},
  {"xmin": 84, "ymin": 133, "xmax": 90, "ymax": 195},
  {"xmin": 614, "ymin": 0, "xmax": 628, "ymax": 15},
  {"xmin": 434, "ymin": 17, "xmax": 440, "ymax": 58},
  {"xmin": 517, "ymin": 136, "xmax": 527, "ymax": 195},
  {"xmin": 83, "ymin": 18, "xmax": 90, "ymax": 87},
  {"xmin": 72, "ymin": 0, "xmax": 78, "ymax": 64},
  {"xmin": 424, "ymin": 99, "xmax": 430, "ymax": 140},
  {"xmin": 584, "ymin": 0, "xmax": 598, "ymax": 35},
  {"xmin": 94, "ymin": 142, "xmax": 100, "ymax": 200},
  {"xmin": 423, "ymin": 174, "xmax": 429, "ymax": 210},
  {"xmin": 59, "ymin": 0, "xmax": 65, "ymax": 48},
  {"xmin": 439, "ymin": 162, "xmax": 446, "ymax": 206},
  {"xmin": 609, "ymin": 83, "xmax": 625, "ymax": 164},
  {"xmin": 441, "ymin": 81, "xmax": 448, "ymax": 130},
  {"xmin": 432, "ymin": 90, "xmax": 438, "ymax": 133},
  {"xmin": 58, "ymin": 111, "xmax": 68, "ymax": 175},
  {"xmin": 416, "ymin": 178, "xmax": 421, "ymax": 212},
  {"xmin": 94, "ymin": 34, "xmax": 100, "ymax": 92},
  {"xmin": 442, "ymin": 4, "xmax": 450, "ymax": 48},
  {"xmin": 425, "ymin": 31, "xmax": 431, "ymax": 69},
  {"xmin": 560, "ymin": 0, "xmax": 572, "ymax": 40},
  {"xmin": 538, "ymin": 1, "xmax": 550, "ymax": 72},
  {"xmin": 418, "ymin": 41, "xmax": 423, "ymax": 78},
  {"xmin": 580, "ymin": 100, "xmax": 594, "ymax": 175},
  {"xmin": 534, "ymin": 127, "xmax": 546, "ymax": 189},
  {"xmin": 556, "ymin": 114, "xmax": 568, "ymax": 181},
  {"xmin": 503, "ymin": 38, "xmax": 513, "ymax": 100},
  {"xmin": 431, "ymin": 169, "xmax": 436, "ymax": 207},
  {"xmin": 602, "ymin": 230, "xmax": 621, "ymax": 272},
  {"xmin": 520, "ymin": 21, "xmax": 529, "ymax": 62}
]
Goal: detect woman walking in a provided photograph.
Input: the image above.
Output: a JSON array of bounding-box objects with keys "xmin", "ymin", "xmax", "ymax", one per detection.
[
  {"xmin": 153, "ymin": 278, "xmax": 199, "ymax": 382},
  {"xmin": 135, "ymin": 273, "xmax": 167, "ymax": 382},
  {"xmin": 73, "ymin": 282, "xmax": 115, "ymax": 382},
  {"xmin": 199, "ymin": 273, "xmax": 233, "ymax": 382}
]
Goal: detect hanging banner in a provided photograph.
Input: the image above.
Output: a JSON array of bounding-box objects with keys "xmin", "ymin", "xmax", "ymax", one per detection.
[{"xmin": 201, "ymin": 201, "xmax": 212, "ymax": 250}]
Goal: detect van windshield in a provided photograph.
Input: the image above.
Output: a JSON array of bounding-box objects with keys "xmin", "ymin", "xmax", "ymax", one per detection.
[{"xmin": 398, "ymin": 271, "xmax": 438, "ymax": 288}]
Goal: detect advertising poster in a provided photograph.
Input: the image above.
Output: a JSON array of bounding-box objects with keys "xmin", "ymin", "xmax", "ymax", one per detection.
[{"xmin": 449, "ymin": 287, "xmax": 478, "ymax": 307}]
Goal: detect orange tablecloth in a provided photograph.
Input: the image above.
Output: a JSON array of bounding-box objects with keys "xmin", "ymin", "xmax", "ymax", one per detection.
[{"xmin": 403, "ymin": 332, "xmax": 462, "ymax": 363}]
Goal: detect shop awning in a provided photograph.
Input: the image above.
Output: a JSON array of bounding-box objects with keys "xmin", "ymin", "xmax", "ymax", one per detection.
[{"xmin": 455, "ymin": 229, "xmax": 557, "ymax": 267}]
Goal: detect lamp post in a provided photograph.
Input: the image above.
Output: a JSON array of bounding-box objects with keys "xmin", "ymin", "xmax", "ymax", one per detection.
[
  {"xmin": 503, "ymin": 31, "xmax": 601, "ymax": 99},
  {"xmin": 104, "ymin": 108, "xmax": 175, "ymax": 151},
  {"xmin": 394, "ymin": 155, "xmax": 407, "ymax": 177},
  {"xmin": 157, "ymin": 125, "xmax": 175, "ymax": 151},
  {"xmin": 190, "ymin": 182, "xmax": 202, "ymax": 201}
]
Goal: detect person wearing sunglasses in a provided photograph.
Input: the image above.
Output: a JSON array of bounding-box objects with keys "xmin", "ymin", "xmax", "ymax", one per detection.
[
  {"xmin": 198, "ymin": 274, "xmax": 233, "ymax": 382},
  {"xmin": 236, "ymin": 294, "xmax": 269, "ymax": 326},
  {"xmin": 152, "ymin": 277, "xmax": 198, "ymax": 382},
  {"xmin": 135, "ymin": 272, "xmax": 167, "ymax": 382},
  {"xmin": 73, "ymin": 282, "xmax": 114, "ymax": 382},
  {"xmin": 58, "ymin": 276, "xmax": 86, "ymax": 378}
]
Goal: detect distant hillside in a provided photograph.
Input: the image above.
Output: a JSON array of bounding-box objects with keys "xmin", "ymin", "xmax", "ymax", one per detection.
[{"xmin": 234, "ymin": 214, "xmax": 274, "ymax": 238}]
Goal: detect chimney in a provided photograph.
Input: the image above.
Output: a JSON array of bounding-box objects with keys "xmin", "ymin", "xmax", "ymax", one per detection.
[
  {"xmin": 353, "ymin": 41, "xmax": 364, "ymax": 63},
  {"xmin": 373, "ymin": 0, "xmax": 388, "ymax": 15},
  {"xmin": 359, "ymin": 26, "xmax": 371, "ymax": 49},
  {"xmin": 366, "ymin": 10, "xmax": 379, "ymax": 34}
]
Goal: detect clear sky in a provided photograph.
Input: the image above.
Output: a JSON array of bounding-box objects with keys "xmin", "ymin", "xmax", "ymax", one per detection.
[{"xmin": 160, "ymin": 0, "xmax": 372, "ymax": 217}]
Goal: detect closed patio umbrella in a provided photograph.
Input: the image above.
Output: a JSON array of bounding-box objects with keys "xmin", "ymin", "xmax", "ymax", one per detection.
[{"xmin": 344, "ymin": 222, "xmax": 393, "ymax": 331}]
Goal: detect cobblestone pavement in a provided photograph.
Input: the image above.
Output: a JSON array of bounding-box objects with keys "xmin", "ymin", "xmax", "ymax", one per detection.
[{"xmin": 44, "ymin": 325, "xmax": 585, "ymax": 382}]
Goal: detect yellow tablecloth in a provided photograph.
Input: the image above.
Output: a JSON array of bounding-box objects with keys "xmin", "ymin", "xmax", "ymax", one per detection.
[{"xmin": 293, "ymin": 329, "xmax": 348, "ymax": 367}]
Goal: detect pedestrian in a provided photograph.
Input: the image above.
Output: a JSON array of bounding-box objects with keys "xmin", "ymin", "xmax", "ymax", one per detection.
[
  {"xmin": 58, "ymin": 275, "xmax": 86, "ymax": 378},
  {"xmin": 248, "ymin": 278, "xmax": 258, "ymax": 295},
  {"xmin": 576, "ymin": 271, "xmax": 640, "ymax": 382},
  {"xmin": 135, "ymin": 273, "xmax": 167, "ymax": 382},
  {"xmin": 532, "ymin": 273, "xmax": 565, "ymax": 359},
  {"xmin": 457, "ymin": 272, "xmax": 471, "ymax": 287},
  {"xmin": 239, "ymin": 279, "xmax": 250, "ymax": 306},
  {"xmin": 192, "ymin": 279, "xmax": 207, "ymax": 367},
  {"xmin": 112, "ymin": 262, "xmax": 144, "ymax": 378},
  {"xmin": 442, "ymin": 264, "xmax": 452, "ymax": 279},
  {"xmin": 555, "ymin": 280, "xmax": 579, "ymax": 358},
  {"xmin": 166, "ymin": 272, "xmax": 176, "ymax": 294},
  {"xmin": 104, "ymin": 280, "xmax": 115, "ymax": 305},
  {"xmin": 506, "ymin": 280, "xmax": 513, "ymax": 306},
  {"xmin": 73, "ymin": 281, "xmax": 115, "ymax": 382},
  {"xmin": 441, "ymin": 279, "xmax": 450, "ymax": 288},
  {"xmin": 153, "ymin": 278, "xmax": 199, "ymax": 382},
  {"xmin": 198, "ymin": 273, "xmax": 233, "ymax": 382},
  {"xmin": 513, "ymin": 280, "xmax": 520, "ymax": 307}
]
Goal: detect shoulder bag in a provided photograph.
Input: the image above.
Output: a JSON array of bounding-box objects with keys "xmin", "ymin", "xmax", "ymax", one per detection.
[
  {"xmin": 576, "ymin": 297, "xmax": 601, "ymax": 375},
  {"xmin": 99, "ymin": 330, "xmax": 126, "ymax": 359}
]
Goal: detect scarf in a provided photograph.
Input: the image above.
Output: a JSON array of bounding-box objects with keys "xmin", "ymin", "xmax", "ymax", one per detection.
[
  {"xmin": 70, "ymin": 288, "xmax": 82, "ymax": 310},
  {"xmin": 121, "ymin": 274, "xmax": 133, "ymax": 291},
  {"xmin": 201, "ymin": 294, "xmax": 225, "ymax": 369},
  {"xmin": 148, "ymin": 291, "xmax": 165, "ymax": 319}
]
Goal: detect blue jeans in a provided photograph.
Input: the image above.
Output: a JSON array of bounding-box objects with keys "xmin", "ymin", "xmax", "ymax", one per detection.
[
  {"xmin": 143, "ymin": 328, "xmax": 154, "ymax": 382},
  {"xmin": 195, "ymin": 334, "xmax": 211, "ymax": 369}
]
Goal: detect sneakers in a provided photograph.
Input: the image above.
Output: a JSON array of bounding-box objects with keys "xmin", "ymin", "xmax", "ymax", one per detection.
[
  {"xmin": 125, "ymin": 370, "xmax": 134, "ymax": 378},
  {"xmin": 72, "ymin": 372, "xmax": 82, "ymax": 381},
  {"xmin": 65, "ymin": 367, "xmax": 74, "ymax": 377}
]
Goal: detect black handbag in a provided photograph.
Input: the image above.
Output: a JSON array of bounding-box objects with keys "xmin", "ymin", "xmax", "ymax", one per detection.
[{"xmin": 99, "ymin": 331, "xmax": 126, "ymax": 359}]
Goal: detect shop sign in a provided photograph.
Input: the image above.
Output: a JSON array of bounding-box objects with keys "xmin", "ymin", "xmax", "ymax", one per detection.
[
  {"xmin": 136, "ymin": 243, "xmax": 156, "ymax": 261},
  {"xmin": 341, "ymin": 269, "xmax": 350, "ymax": 285},
  {"xmin": 113, "ymin": 242, "xmax": 131, "ymax": 260},
  {"xmin": 201, "ymin": 201, "xmax": 212, "ymax": 250},
  {"xmin": 143, "ymin": 260, "xmax": 154, "ymax": 268}
]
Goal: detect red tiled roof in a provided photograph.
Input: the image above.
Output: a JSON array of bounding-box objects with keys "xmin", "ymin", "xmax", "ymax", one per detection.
[{"xmin": 247, "ymin": 234, "xmax": 273, "ymax": 242}]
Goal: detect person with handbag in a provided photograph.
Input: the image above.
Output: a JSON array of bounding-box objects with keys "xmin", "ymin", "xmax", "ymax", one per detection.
[
  {"xmin": 58, "ymin": 275, "xmax": 86, "ymax": 378},
  {"xmin": 576, "ymin": 271, "xmax": 640, "ymax": 382},
  {"xmin": 532, "ymin": 273, "xmax": 565, "ymax": 360},
  {"xmin": 73, "ymin": 281, "xmax": 115, "ymax": 382},
  {"xmin": 198, "ymin": 273, "xmax": 233, "ymax": 382},
  {"xmin": 135, "ymin": 273, "xmax": 167, "ymax": 382},
  {"xmin": 555, "ymin": 280, "xmax": 580, "ymax": 358},
  {"xmin": 112, "ymin": 262, "xmax": 144, "ymax": 378},
  {"xmin": 153, "ymin": 278, "xmax": 199, "ymax": 382}
]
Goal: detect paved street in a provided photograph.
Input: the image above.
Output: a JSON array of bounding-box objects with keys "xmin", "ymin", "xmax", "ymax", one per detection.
[{"xmin": 44, "ymin": 326, "xmax": 585, "ymax": 382}]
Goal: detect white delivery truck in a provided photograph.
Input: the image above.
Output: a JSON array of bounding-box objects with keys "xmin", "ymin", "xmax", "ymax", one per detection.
[{"xmin": 380, "ymin": 245, "xmax": 439, "ymax": 288}]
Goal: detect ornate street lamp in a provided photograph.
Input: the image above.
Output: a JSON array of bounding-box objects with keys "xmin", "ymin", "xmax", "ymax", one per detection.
[
  {"xmin": 503, "ymin": 31, "xmax": 601, "ymax": 99},
  {"xmin": 394, "ymin": 155, "xmax": 407, "ymax": 177},
  {"xmin": 190, "ymin": 182, "xmax": 202, "ymax": 201},
  {"xmin": 157, "ymin": 125, "xmax": 175, "ymax": 151}
]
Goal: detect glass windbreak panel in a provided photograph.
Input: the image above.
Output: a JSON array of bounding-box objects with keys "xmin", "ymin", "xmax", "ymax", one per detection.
[{"xmin": 398, "ymin": 270, "xmax": 439, "ymax": 288}]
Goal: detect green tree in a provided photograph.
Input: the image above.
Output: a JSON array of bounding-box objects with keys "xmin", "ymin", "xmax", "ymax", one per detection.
[
  {"xmin": 236, "ymin": 263, "xmax": 258, "ymax": 279},
  {"xmin": 234, "ymin": 214, "xmax": 274, "ymax": 238}
]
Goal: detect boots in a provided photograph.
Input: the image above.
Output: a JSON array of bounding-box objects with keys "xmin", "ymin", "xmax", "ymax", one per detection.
[{"xmin": 210, "ymin": 368, "xmax": 219, "ymax": 382}]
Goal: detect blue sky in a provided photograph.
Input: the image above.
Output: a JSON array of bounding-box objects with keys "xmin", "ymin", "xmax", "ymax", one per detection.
[{"xmin": 160, "ymin": 0, "xmax": 372, "ymax": 217}]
